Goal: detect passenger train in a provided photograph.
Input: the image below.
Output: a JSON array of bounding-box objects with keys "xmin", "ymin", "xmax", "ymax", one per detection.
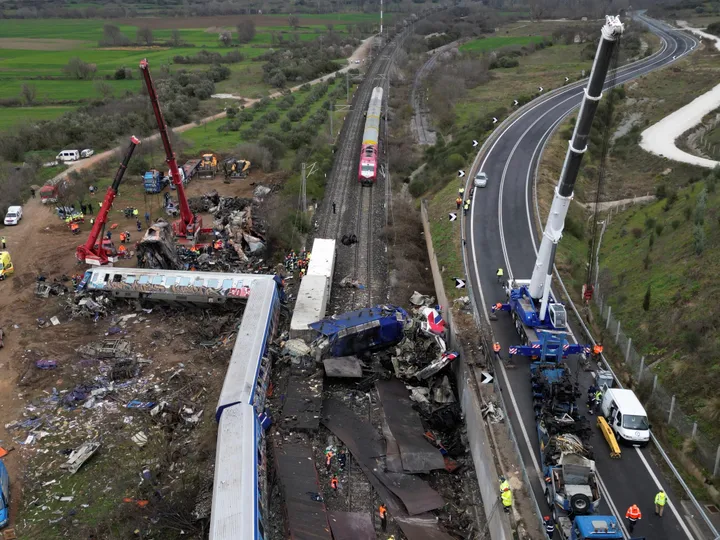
[{"xmin": 358, "ymin": 86, "xmax": 384, "ymax": 186}]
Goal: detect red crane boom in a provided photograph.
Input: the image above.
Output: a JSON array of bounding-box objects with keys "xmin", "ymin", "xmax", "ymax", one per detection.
[
  {"xmin": 139, "ymin": 58, "xmax": 200, "ymax": 239},
  {"xmin": 76, "ymin": 136, "xmax": 140, "ymax": 265}
]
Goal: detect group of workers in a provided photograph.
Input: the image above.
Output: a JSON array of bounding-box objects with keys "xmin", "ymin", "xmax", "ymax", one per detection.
[
  {"xmin": 456, "ymin": 186, "xmax": 475, "ymax": 216},
  {"xmin": 284, "ymin": 250, "xmax": 312, "ymax": 276}
]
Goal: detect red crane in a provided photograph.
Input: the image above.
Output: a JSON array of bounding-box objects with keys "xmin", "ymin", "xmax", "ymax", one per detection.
[
  {"xmin": 139, "ymin": 58, "xmax": 201, "ymax": 240},
  {"xmin": 76, "ymin": 136, "xmax": 140, "ymax": 265}
]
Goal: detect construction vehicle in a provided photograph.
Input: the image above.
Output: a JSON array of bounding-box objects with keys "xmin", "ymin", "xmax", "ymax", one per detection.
[
  {"xmin": 140, "ymin": 59, "xmax": 205, "ymax": 242},
  {"xmin": 490, "ymin": 17, "xmax": 625, "ymax": 363},
  {"xmin": 143, "ymin": 169, "xmax": 169, "ymax": 194},
  {"xmin": 0, "ymin": 252, "xmax": 14, "ymax": 280},
  {"xmin": 488, "ymin": 16, "xmax": 627, "ymax": 540},
  {"xmin": 76, "ymin": 136, "xmax": 140, "ymax": 266},
  {"xmin": 221, "ymin": 157, "xmax": 251, "ymax": 181},
  {"xmin": 198, "ymin": 153, "xmax": 218, "ymax": 179}
]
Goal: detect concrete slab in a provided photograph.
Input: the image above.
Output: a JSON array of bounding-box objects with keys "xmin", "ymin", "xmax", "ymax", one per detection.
[
  {"xmin": 323, "ymin": 356, "xmax": 363, "ymax": 378},
  {"xmin": 327, "ymin": 511, "xmax": 374, "ymax": 540}
]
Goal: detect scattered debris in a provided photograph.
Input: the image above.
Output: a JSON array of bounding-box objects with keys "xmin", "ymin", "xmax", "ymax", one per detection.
[
  {"xmin": 323, "ymin": 356, "xmax": 363, "ymax": 378},
  {"xmin": 60, "ymin": 441, "xmax": 101, "ymax": 475}
]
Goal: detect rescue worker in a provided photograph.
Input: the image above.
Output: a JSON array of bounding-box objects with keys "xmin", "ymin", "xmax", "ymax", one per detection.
[
  {"xmin": 463, "ymin": 200, "xmax": 470, "ymax": 216},
  {"xmin": 133, "ymin": 208, "xmax": 139, "ymax": 218},
  {"xmin": 325, "ymin": 451, "xmax": 333, "ymax": 472},
  {"xmin": 90, "ymin": 218, "xmax": 95, "ymax": 225},
  {"xmin": 625, "ymin": 504, "xmax": 641, "ymax": 533},
  {"xmin": 124, "ymin": 231, "xmax": 131, "ymax": 243},
  {"xmin": 493, "ymin": 342, "xmax": 502, "ymax": 362},
  {"xmin": 330, "ymin": 475, "xmax": 338, "ymax": 491},
  {"xmin": 338, "ymin": 450, "xmax": 347, "ymax": 471},
  {"xmin": 145, "ymin": 211, "xmax": 150, "ymax": 226},
  {"xmin": 593, "ymin": 343, "xmax": 603, "ymax": 361},
  {"xmin": 587, "ymin": 384, "xmax": 598, "ymax": 409},
  {"xmin": 136, "ymin": 219, "xmax": 142, "ymax": 232},
  {"xmin": 71, "ymin": 223, "xmax": 80, "ymax": 235},
  {"xmin": 458, "ymin": 186, "xmax": 465, "ymax": 197},
  {"xmin": 106, "ymin": 230, "xmax": 112, "ymax": 240},
  {"xmin": 118, "ymin": 244, "xmax": 127, "ymax": 257},
  {"xmin": 496, "ymin": 267, "xmax": 504, "ymax": 283},
  {"xmin": 120, "ymin": 232, "xmax": 127, "ymax": 243},
  {"xmin": 500, "ymin": 478, "xmax": 512, "ymax": 513},
  {"xmin": 1, "ymin": 236, "xmax": 5, "ymax": 249},
  {"xmin": 493, "ymin": 302, "xmax": 503, "ymax": 313},
  {"xmin": 456, "ymin": 196, "xmax": 462, "ymax": 209},
  {"xmin": 214, "ymin": 239, "xmax": 223, "ymax": 250},
  {"xmin": 589, "ymin": 389, "xmax": 602, "ymax": 415},
  {"xmin": 654, "ymin": 490, "xmax": 666, "ymax": 517},
  {"xmin": 379, "ymin": 504, "xmax": 388, "ymax": 532},
  {"xmin": 87, "ymin": 202, "xmax": 93, "ymax": 215},
  {"xmin": 543, "ymin": 515, "xmax": 555, "ymax": 539}
]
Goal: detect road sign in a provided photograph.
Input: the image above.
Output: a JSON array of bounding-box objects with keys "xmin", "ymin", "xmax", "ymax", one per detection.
[
  {"xmin": 449, "ymin": 213, "xmax": 457, "ymax": 222},
  {"xmin": 565, "ymin": 76, "xmax": 569, "ymax": 82},
  {"xmin": 454, "ymin": 278, "xmax": 466, "ymax": 289},
  {"xmin": 538, "ymin": 86, "xmax": 544, "ymax": 92},
  {"xmin": 481, "ymin": 371, "xmax": 494, "ymax": 384},
  {"xmin": 458, "ymin": 170, "xmax": 465, "ymax": 178},
  {"xmin": 513, "ymin": 99, "xmax": 519, "ymax": 106},
  {"xmin": 492, "ymin": 117, "xmax": 498, "ymax": 124},
  {"xmin": 473, "ymin": 140, "xmax": 478, "ymax": 147}
]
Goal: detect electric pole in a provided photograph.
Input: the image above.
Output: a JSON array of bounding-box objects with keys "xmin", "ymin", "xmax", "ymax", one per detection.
[
  {"xmin": 301, "ymin": 162, "xmax": 307, "ymax": 213},
  {"xmin": 329, "ymin": 103, "xmax": 334, "ymax": 141}
]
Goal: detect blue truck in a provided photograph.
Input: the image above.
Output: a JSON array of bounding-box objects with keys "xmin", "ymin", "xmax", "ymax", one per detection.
[
  {"xmin": 0, "ymin": 459, "xmax": 9, "ymax": 528},
  {"xmin": 143, "ymin": 169, "xmax": 169, "ymax": 194},
  {"xmin": 565, "ymin": 516, "xmax": 624, "ymax": 539}
]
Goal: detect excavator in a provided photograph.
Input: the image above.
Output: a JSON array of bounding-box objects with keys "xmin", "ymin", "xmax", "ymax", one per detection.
[
  {"xmin": 76, "ymin": 136, "xmax": 140, "ymax": 265},
  {"xmin": 139, "ymin": 59, "xmax": 206, "ymax": 243},
  {"xmin": 198, "ymin": 153, "xmax": 218, "ymax": 179},
  {"xmin": 221, "ymin": 157, "xmax": 251, "ymax": 182}
]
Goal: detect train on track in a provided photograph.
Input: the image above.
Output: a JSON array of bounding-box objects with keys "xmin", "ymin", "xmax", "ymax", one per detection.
[{"xmin": 358, "ymin": 86, "xmax": 384, "ymax": 186}]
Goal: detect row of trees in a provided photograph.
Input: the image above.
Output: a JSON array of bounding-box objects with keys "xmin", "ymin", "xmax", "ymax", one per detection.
[{"xmin": 101, "ymin": 24, "xmax": 184, "ymax": 48}]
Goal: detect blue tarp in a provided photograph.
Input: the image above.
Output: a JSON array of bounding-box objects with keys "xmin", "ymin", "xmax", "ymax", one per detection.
[{"xmin": 309, "ymin": 305, "xmax": 409, "ymax": 357}]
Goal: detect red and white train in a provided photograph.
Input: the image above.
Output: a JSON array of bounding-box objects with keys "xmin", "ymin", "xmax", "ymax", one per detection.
[{"xmin": 358, "ymin": 86, "xmax": 384, "ymax": 186}]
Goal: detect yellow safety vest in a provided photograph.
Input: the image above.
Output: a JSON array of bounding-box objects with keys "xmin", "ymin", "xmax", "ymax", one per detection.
[
  {"xmin": 497, "ymin": 268, "xmax": 504, "ymax": 277},
  {"xmin": 655, "ymin": 492, "xmax": 666, "ymax": 506},
  {"xmin": 501, "ymin": 489, "xmax": 513, "ymax": 508}
]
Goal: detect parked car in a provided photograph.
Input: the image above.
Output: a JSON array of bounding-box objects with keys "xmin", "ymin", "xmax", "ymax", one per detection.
[
  {"xmin": 473, "ymin": 171, "xmax": 488, "ymax": 188},
  {"xmin": 80, "ymin": 149, "xmax": 94, "ymax": 159},
  {"xmin": 56, "ymin": 149, "xmax": 80, "ymax": 162},
  {"xmin": 4, "ymin": 206, "xmax": 22, "ymax": 226}
]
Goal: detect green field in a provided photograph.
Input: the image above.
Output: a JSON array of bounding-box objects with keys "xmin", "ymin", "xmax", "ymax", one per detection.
[
  {"xmin": 0, "ymin": 13, "xmax": 371, "ymax": 131},
  {"xmin": 459, "ymin": 35, "xmax": 546, "ymax": 53},
  {"xmin": 0, "ymin": 105, "xmax": 75, "ymax": 130}
]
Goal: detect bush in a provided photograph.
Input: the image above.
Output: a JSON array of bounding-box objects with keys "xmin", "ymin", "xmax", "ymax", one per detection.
[
  {"xmin": 409, "ymin": 177, "xmax": 428, "ymax": 197},
  {"xmin": 684, "ymin": 206, "xmax": 692, "ymax": 221},
  {"xmin": 671, "ymin": 219, "xmax": 680, "ymax": 230},
  {"xmin": 63, "ymin": 57, "xmax": 97, "ymax": 80},
  {"xmin": 287, "ymin": 108, "xmax": 304, "ymax": 122},
  {"xmin": 655, "ymin": 183, "xmax": 667, "ymax": 199},
  {"xmin": 259, "ymin": 135, "xmax": 286, "ymax": 159},
  {"xmin": 280, "ymin": 119, "xmax": 292, "ymax": 132},
  {"xmin": 265, "ymin": 110, "xmax": 280, "ymax": 123},
  {"xmin": 226, "ymin": 106, "xmax": 238, "ymax": 119},
  {"xmin": 236, "ymin": 142, "xmax": 275, "ymax": 172},
  {"xmin": 644, "ymin": 216, "xmax": 656, "ymax": 231},
  {"xmin": 631, "ymin": 227, "xmax": 642, "ymax": 238},
  {"xmin": 655, "ymin": 223, "xmax": 664, "ymax": 236},
  {"xmin": 238, "ymin": 110, "xmax": 254, "ymax": 122},
  {"xmin": 565, "ymin": 216, "xmax": 584, "ymax": 239},
  {"xmin": 447, "ymin": 153, "xmax": 464, "ymax": 170}
]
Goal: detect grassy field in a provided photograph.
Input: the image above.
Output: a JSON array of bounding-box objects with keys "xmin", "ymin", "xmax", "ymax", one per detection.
[
  {"xmin": 459, "ymin": 35, "xmax": 546, "ymax": 53},
  {"xmin": 0, "ymin": 105, "xmax": 75, "ymax": 130},
  {"xmin": 0, "ymin": 13, "xmax": 373, "ymax": 132}
]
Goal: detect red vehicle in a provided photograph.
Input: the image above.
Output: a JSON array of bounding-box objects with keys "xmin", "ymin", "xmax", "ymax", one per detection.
[
  {"xmin": 358, "ymin": 86, "xmax": 384, "ymax": 186},
  {"xmin": 76, "ymin": 136, "xmax": 140, "ymax": 266}
]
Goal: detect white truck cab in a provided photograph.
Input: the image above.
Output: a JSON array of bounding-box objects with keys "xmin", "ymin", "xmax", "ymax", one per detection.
[{"xmin": 600, "ymin": 388, "xmax": 650, "ymax": 446}]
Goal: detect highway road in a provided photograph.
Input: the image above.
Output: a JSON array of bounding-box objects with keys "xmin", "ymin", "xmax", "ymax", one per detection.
[{"xmin": 463, "ymin": 15, "xmax": 702, "ymax": 540}]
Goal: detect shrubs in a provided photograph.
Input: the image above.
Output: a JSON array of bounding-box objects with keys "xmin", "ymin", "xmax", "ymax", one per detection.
[{"xmin": 173, "ymin": 50, "xmax": 244, "ymax": 64}]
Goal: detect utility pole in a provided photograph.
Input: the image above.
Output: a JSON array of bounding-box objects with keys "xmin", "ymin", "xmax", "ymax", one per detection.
[
  {"xmin": 329, "ymin": 103, "xmax": 334, "ymax": 141},
  {"xmin": 346, "ymin": 71, "xmax": 349, "ymax": 103},
  {"xmin": 300, "ymin": 162, "xmax": 307, "ymax": 213},
  {"xmin": 380, "ymin": 0, "xmax": 383, "ymax": 36}
]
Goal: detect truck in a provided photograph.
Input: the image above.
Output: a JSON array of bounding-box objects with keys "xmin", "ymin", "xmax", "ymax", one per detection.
[
  {"xmin": 561, "ymin": 516, "xmax": 624, "ymax": 540},
  {"xmin": 167, "ymin": 159, "xmax": 202, "ymax": 190},
  {"xmin": 39, "ymin": 182, "xmax": 61, "ymax": 204},
  {"xmin": 143, "ymin": 169, "xmax": 169, "ymax": 194}
]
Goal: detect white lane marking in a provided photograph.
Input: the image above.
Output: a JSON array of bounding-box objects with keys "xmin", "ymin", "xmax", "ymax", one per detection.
[
  {"xmin": 635, "ymin": 448, "xmax": 695, "ymax": 539},
  {"xmin": 595, "ymin": 473, "xmax": 632, "ymax": 538}
]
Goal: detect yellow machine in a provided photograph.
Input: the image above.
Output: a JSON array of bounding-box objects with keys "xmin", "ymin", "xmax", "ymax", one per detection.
[
  {"xmin": 222, "ymin": 158, "xmax": 251, "ymax": 182},
  {"xmin": 198, "ymin": 153, "xmax": 218, "ymax": 178},
  {"xmin": 597, "ymin": 416, "xmax": 621, "ymax": 458},
  {"xmin": 0, "ymin": 252, "xmax": 14, "ymax": 280}
]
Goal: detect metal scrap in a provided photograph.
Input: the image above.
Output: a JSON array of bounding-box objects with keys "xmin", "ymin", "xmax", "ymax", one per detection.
[{"xmin": 60, "ymin": 441, "xmax": 101, "ymax": 474}]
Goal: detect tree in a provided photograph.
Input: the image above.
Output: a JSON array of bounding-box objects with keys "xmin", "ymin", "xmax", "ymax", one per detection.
[
  {"xmin": 171, "ymin": 29, "xmax": 182, "ymax": 47},
  {"xmin": 101, "ymin": 23, "xmax": 129, "ymax": 46},
  {"xmin": 95, "ymin": 81, "xmax": 114, "ymax": 99},
  {"xmin": 62, "ymin": 57, "xmax": 97, "ymax": 80},
  {"xmin": 137, "ymin": 27, "xmax": 154, "ymax": 46},
  {"xmin": 237, "ymin": 20, "xmax": 256, "ymax": 43},
  {"xmin": 288, "ymin": 15, "xmax": 300, "ymax": 29},
  {"xmin": 219, "ymin": 31, "xmax": 232, "ymax": 47},
  {"xmin": 20, "ymin": 83, "xmax": 36, "ymax": 105},
  {"xmin": 642, "ymin": 284, "xmax": 651, "ymax": 311}
]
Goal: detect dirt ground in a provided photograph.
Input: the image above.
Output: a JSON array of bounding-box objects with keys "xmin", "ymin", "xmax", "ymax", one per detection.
[
  {"xmin": 0, "ymin": 171, "xmax": 272, "ymax": 533},
  {"xmin": 0, "ymin": 38, "xmax": 88, "ymax": 50}
]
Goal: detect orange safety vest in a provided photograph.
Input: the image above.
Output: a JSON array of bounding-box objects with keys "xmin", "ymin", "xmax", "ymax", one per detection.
[
  {"xmin": 593, "ymin": 344, "xmax": 603, "ymax": 355},
  {"xmin": 626, "ymin": 505, "xmax": 641, "ymax": 520},
  {"xmin": 118, "ymin": 245, "xmax": 127, "ymax": 253},
  {"xmin": 326, "ymin": 452, "xmax": 333, "ymax": 464},
  {"xmin": 330, "ymin": 477, "xmax": 338, "ymax": 489},
  {"xmin": 379, "ymin": 505, "xmax": 387, "ymax": 518}
]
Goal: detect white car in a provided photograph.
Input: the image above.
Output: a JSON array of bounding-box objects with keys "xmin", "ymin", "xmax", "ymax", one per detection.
[
  {"xmin": 473, "ymin": 171, "xmax": 488, "ymax": 188},
  {"xmin": 80, "ymin": 149, "xmax": 94, "ymax": 159},
  {"xmin": 4, "ymin": 206, "xmax": 22, "ymax": 226}
]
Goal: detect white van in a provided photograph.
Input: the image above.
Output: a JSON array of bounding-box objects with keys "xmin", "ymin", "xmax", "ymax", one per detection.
[
  {"xmin": 56, "ymin": 149, "xmax": 80, "ymax": 162},
  {"xmin": 4, "ymin": 206, "xmax": 22, "ymax": 226},
  {"xmin": 600, "ymin": 388, "xmax": 650, "ymax": 446}
]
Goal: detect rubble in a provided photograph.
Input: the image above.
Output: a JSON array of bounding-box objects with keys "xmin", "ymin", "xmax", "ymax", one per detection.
[
  {"xmin": 136, "ymin": 219, "xmax": 180, "ymax": 269},
  {"xmin": 60, "ymin": 441, "xmax": 100, "ymax": 475},
  {"xmin": 322, "ymin": 356, "xmax": 363, "ymax": 378}
]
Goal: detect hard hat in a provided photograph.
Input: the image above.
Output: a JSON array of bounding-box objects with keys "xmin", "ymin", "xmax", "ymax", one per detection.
[{"xmin": 544, "ymin": 516, "xmax": 550, "ymax": 521}]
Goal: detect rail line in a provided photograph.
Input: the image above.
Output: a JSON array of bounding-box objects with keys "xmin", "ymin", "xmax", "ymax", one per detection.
[{"xmin": 319, "ymin": 32, "xmax": 407, "ymax": 311}]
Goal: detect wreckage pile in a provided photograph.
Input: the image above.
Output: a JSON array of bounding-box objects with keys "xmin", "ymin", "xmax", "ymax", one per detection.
[
  {"xmin": 268, "ymin": 292, "xmax": 477, "ymax": 540},
  {"xmin": 137, "ymin": 191, "xmax": 269, "ymax": 271}
]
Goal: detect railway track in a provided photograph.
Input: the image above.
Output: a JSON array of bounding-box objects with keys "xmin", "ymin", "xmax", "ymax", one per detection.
[{"xmin": 319, "ymin": 32, "xmax": 407, "ymax": 312}]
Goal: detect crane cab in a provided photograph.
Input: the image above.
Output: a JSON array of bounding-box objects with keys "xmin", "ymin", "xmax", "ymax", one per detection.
[{"xmin": 548, "ymin": 303, "xmax": 567, "ymax": 330}]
